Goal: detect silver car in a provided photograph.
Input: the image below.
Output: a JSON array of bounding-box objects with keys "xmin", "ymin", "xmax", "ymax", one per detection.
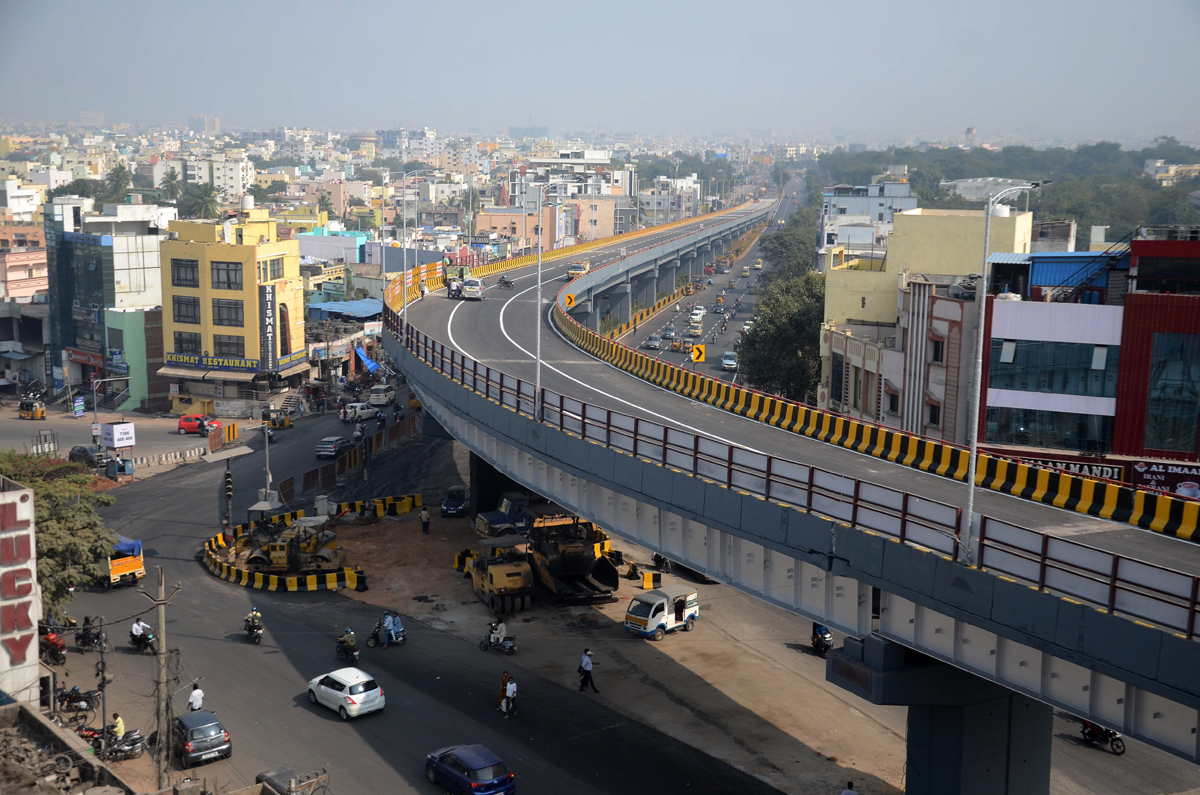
[{"xmin": 646, "ymin": 334, "xmax": 662, "ymax": 350}]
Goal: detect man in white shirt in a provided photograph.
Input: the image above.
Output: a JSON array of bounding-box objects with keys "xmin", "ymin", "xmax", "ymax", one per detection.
[
  {"xmin": 130, "ymin": 619, "xmax": 149, "ymax": 637},
  {"xmin": 502, "ymin": 678, "xmax": 517, "ymax": 719},
  {"xmin": 188, "ymin": 683, "xmax": 204, "ymax": 712},
  {"xmin": 579, "ymin": 648, "xmax": 598, "ymax": 693},
  {"xmin": 840, "ymin": 783, "xmax": 857, "ymax": 795}
]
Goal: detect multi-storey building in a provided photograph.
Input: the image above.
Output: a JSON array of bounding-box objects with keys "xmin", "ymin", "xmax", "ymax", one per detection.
[{"xmin": 158, "ymin": 207, "xmax": 307, "ymax": 415}]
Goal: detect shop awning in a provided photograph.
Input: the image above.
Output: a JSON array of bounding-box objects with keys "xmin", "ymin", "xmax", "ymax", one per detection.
[
  {"xmin": 277, "ymin": 361, "xmax": 310, "ymax": 378},
  {"xmin": 1, "ymin": 352, "xmax": 35, "ymax": 360},
  {"xmin": 156, "ymin": 366, "xmax": 261, "ymax": 382}
]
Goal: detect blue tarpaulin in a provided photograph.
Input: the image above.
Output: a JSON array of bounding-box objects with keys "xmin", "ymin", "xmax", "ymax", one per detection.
[
  {"xmin": 355, "ymin": 347, "xmax": 380, "ymax": 373},
  {"xmin": 113, "ymin": 536, "xmax": 142, "ymax": 558},
  {"xmin": 307, "ymin": 298, "xmax": 384, "ymax": 319}
]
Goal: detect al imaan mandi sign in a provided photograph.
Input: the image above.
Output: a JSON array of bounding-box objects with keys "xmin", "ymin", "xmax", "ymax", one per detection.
[{"xmin": 0, "ymin": 482, "xmax": 42, "ymax": 703}]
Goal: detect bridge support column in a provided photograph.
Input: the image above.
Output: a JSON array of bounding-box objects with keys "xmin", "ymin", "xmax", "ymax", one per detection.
[
  {"xmin": 658, "ymin": 262, "xmax": 677, "ymax": 298},
  {"xmin": 828, "ymin": 637, "xmax": 1052, "ymax": 795},
  {"xmin": 632, "ymin": 272, "xmax": 656, "ymax": 312},
  {"xmin": 602, "ymin": 283, "xmax": 632, "ymax": 327}
]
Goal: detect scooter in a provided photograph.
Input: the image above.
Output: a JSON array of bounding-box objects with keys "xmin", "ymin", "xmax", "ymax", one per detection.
[
  {"xmin": 39, "ymin": 633, "xmax": 67, "ymax": 666},
  {"xmin": 652, "ymin": 553, "xmax": 673, "ymax": 575},
  {"xmin": 244, "ymin": 621, "xmax": 264, "ymax": 644},
  {"xmin": 811, "ymin": 626, "xmax": 834, "ymax": 658},
  {"xmin": 1081, "ymin": 720, "xmax": 1126, "ymax": 755},
  {"xmin": 95, "ymin": 728, "xmax": 146, "ymax": 761},
  {"xmin": 130, "ymin": 630, "xmax": 157, "ymax": 655},
  {"xmin": 335, "ymin": 639, "xmax": 361, "ymax": 665},
  {"xmin": 55, "ymin": 685, "xmax": 102, "ymax": 712},
  {"xmin": 365, "ymin": 620, "xmax": 406, "ymax": 648},
  {"xmin": 480, "ymin": 625, "xmax": 517, "ymax": 656}
]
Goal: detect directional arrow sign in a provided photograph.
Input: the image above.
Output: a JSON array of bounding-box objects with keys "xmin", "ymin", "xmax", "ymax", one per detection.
[
  {"xmin": 691, "ymin": 344, "xmax": 706, "ymax": 363},
  {"xmin": 565, "ymin": 294, "xmax": 576, "ymax": 308}
]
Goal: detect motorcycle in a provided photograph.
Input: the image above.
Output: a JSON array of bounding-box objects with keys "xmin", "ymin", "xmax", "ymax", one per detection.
[
  {"xmin": 365, "ymin": 620, "xmax": 405, "ymax": 648},
  {"xmin": 497, "ymin": 276, "xmax": 515, "ymax": 290},
  {"xmin": 55, "ymin": 685, "xmax": 102, "ymax": 713},
  {"xmin": 40, "ymin": 632, "xmax": 67, "ymax": 666},
  {"xmin": 95, "ymin": 727, "xmax": 146, "ymax": 761},
  {"xmin": 652, "ymin": 553, "xmax": 673, "ymax": 575},
  {"xmin": 479, "ymin": 625, "xmax": 517, "ymax": 656},
  {"xmin": 130, "ymin": 630, "xmax": 157, "ymax": 655},
  {"xmin": 75, "ymin": 625, "xmax": 112, "ymax": 653},
  {"xmin": 335, "ymin": 638, "xmax": 361, "ymax": 665},
  {"xmin": 244, "ymin": 622, "xmax": 264, "ymax": 645},
  {"xmin": 1080, "ymin": 720, "xmax": 1126, "ymax": 755},
  {"xmin": 811, "ymin": 626, "xmax": 834, "ymax": 658}
]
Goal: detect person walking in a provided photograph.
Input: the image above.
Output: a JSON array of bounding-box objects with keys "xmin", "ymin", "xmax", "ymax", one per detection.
[
  {"xmin": 578, "ymin": 648, "xmax": 599, "ymax": 693},
  {"xmin": 419, "ymin": 507, "xmax": 430, "ymax": 535},
  {"xmin": 341, "ymin": 406, "xmax": 348, "ymax": 425},
  {"xmin": 839, "ymin": 783, "xmax": 857, "ymax": 795},
  {"xmin": 502, "ymin": 677, "xmax": 517, "ymax": 718},
  {"xmin": 497, "ymin": 671, "xmax": 510, "ymax": 711},
  {"xmin": 187, "ymin": 683, "xmax": 204, "ymax": 712}
]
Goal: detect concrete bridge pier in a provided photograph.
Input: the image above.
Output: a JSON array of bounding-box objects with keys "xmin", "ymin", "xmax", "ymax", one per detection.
[
  {"xmin": 632, "ymin": 271, "xmax": 657, "ymax": 312},
  {"xmin": 657, "ymin": 261, "xmax": 678, "ymax": 298},
  {"xmin": 828, "ymin": 636, "xmax": 1052, "ymax": 795},
  {"xmin": 603, "ymin": 282, "xmax": 632, "ymax": 326},
  {"xmin": 568, "ymin": 298, "xmax": 597, "ymax": 332}
]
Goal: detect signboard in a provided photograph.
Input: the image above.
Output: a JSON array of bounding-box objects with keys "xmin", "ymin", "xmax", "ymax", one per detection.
[
  {"xmin": 363, "ymin": 321, "xmax": 382, "ymax": 336},
  {"xmin": 101, "ymin": 422, "xmax": 136, "ymax": 448},
  {"xmin": 1131, "ymin": 461, "xmax": 1200, "ymax": 497},
  {"xmin": 72, "ymin": 396, "xmax": 85, "ymax": 418},
  {"xmin": 169, "ymin": 383, "xmax": 179, "ymax": 395},
  {"xmin": 109, "ymin": 349, "xmax": 124, "ymax": 363},
  {"xmin": 277, "ymin": 350, "xmax": 307, "ymax": 370},
  {"xmin": 213, "ymin": 384, "xmax": 225, "ymax": 398},
  {"xmin": 92, "ymin": 423, "xmax": 100, "ymax": 437},
  {"xmin": 259, "ymin": 284, "xmax": 278, "ymax": 372},
  {"xmin": 998, "ymin": 454, "xmax": 1127, "ymax": 483},
  {"xmin": 164, "ymin": 353, "xmax": 259, "ymax": 372},
  {"xmin": 0, "ymin": 487, "xmax": 43, "ymax": 699},
  {"xmin": 65, "ymin": 347, "xmax": 104, "ymax": 367},
  {"xmin": 214, "ymin": 399, "xmax": 251, "ymax": 418}
]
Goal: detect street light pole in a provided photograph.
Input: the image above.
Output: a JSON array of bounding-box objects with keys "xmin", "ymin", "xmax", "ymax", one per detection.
[
  {"xmin": 960, "ymin": 181, "xmax": 1043, "ymax": 565},
  {"xmin": 400, "ymin": 168, "xmax": 438, "ymax": 328},
  {"xmin": 534, "ymin": 180, "xmax": 569, "ymax": 422},
  {"xmin": 90, "ymin": 376, "xmax": 127, "ymax": 447}
]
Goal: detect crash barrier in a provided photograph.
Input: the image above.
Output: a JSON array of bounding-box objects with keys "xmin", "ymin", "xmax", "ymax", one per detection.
[
  {"xmin": 130, "ymin": 446, "xmax": 206, "ymax": 467},
  {"xmin": 550, "ymin": 293, "xmax": 1200, "ymax": 543},
  {"xmin": 287, "ymin": 419, "xmax": 413, "ymax": 499},
  {"xmin": 385, "ymin": 317, "xmax": 1200, "ymax": 642},
  {"xmin": 223, "ymin": 423, "xmax": 239, "ymax": 444},
  {"xmin": 605, "ymin": 288, "xmax": 687, "ymax": 340},
  {"xmin": 224, "ymin": 494, "xmax": 424, "ymax": 538},
  {"xmin": 203, "ymin": 532, "xmax": 368, "ymax": 592}
]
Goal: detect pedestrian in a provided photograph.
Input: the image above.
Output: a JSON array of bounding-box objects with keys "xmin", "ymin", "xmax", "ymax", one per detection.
[
  {"xmin": 497, "ymin": 671, "xmax": 510, "ymax": 711},
  {"xmin": 188, "ymin": 683, "xmax": 204, "ymax": 712},
  {"xmin": 297, "ymin": 400, "xmax": 306, "ymax": 418},
  {"xmin": 840, "ymin": 783, "xmax": 857, "ymax": 795},
  {"xmin": 502, "ymin": 677, "xmax": 517, "ymax": 718},
  {"xmin": 578, "ymin": 648, "xmax": 599, "ymax": 693},
  {"xmin": 419, "ymin": 507, "xmax": 430, "ymax": 535},
  {"xmin": 341, "ymin": 406, "xmax": 348, "ymax": 425}
]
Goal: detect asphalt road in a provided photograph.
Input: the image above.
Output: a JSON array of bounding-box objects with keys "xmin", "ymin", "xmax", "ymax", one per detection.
[
  {"xmin": 400, "ymin": 198, "xmax": 1200, "ymax": 580},
  {"xmin": 58, "ymin": 406, "xmax": 786, "ymax": 795},
  {"xmin": 0, "ymin": 405, "xmax": 210, "ymax": 461}
]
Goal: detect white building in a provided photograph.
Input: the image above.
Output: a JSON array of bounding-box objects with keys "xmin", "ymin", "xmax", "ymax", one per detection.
[
  {"xmin": 0, "ymin": 180, "xmax": 40, "ymax": 222},
  {"xmin": 152, "ymin": 152, "xmax": 255, "ymax": 198}
]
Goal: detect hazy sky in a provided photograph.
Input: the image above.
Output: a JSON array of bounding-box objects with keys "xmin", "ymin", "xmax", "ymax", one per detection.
[{"xmin": 4, "ymin": 0, "xmax": 1199, "ymax": 142}]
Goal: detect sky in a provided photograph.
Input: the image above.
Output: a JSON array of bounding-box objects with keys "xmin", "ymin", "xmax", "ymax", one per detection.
[{"xmin": 3, "ymin": 0, "xmax": 1199, "ymax": 144}]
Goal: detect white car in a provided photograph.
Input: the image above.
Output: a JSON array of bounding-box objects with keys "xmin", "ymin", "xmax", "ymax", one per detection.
[
  {"xmin": 689, "ymin": 310, "xmax": 704, "ymax": 324},
  {"xmin": 461, "ymin": 278, "xmax": 485, "ymax": 300},
  {"xmin": 344, "ymin": 402, "xmax": 376, "ymax": 421},
  {"xmin": 308, "ymin": 668, "xmax": 385, "ymax": 720},
  {"xmin": 722, "ymin": 351, "xmax": 739, "ymax": 371}
]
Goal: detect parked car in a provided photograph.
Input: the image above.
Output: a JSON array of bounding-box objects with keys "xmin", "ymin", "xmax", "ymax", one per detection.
[
  {"xmin": 68, "ymin": 445, "xmax": 104, "ymax": 467},
  {"xmin": 461, "ymin": 278, "xmax": 485, "ymax": 300},
  {"xmin": 157, "ymin": 710, "xmax": 231, "ymax": 769},
  {"xmin": 646, "ymin": 334, "xmax": 662, "ymax": 350},
  {"xmin": 315, "ymin": 437, "xmax": 354, "ymax": 459},
  {"xmin": 177, "ymin": 415, "xmax": 221, "ymax": 436},
  {"xmin": 722, "ymin": 351, "xmax": 739, "ymax": 371},
  {"xmin": 441, "ymin": 484, "xmax": 470, "ymax": 517},
  {"xmin": 307, "ymin": 668, "xmax": 385, "ymax": 721},
  {"xmin": 344, "ymin": 402, "xmax": 375, "ymax": 421},
  {"xmin": 425, "ymin": 745, "xmax": 515, "ymax": 795}
]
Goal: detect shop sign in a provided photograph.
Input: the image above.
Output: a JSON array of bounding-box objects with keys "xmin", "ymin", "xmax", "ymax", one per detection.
[
  {"xmin": 1131, "ymin": 462, "xmax": 1200, "ymax": 498},
  {"xmin": 65, "ymin": 348, "xmax": 104, "ymax": 367},
  {"xmin": 164, "ymin": 353, "xmax": 259, "ymax": 372},
  {"xmin": 0, "ymin": 490, "xmax": 42, "ymax": 683}
]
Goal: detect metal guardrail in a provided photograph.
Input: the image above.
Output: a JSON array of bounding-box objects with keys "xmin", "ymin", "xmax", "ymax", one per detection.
[{"xmin": 386, "ymin": 313, "xmax": 1200, "ymax": 641}]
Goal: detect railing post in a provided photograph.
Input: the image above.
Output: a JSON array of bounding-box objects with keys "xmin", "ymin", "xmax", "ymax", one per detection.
[
  {"xmin": 1189, "ymin": 577, "xmax": 1200, "ymax": 641},
  {"xmin": 692, "ymin": 435, "xmax": 701, "ymax": 477},
  {"xmin": 726, "ymin": 445, "xmax": 735, "ymax": 488},
  {"xmin": 662, "ymin": 424, "xmax": 669, "ymax": 466},
  {"xmin": 977, "ymin": 515, "xmax": 989, "ymax": 565},
  {"xmin": 764, "ymin": 456, "xmax": 773, "ymax": 501},
  {"xmin": 1038, "ymin": 534, "xmax": 1050, "ymax": 591},
  {"xmin": 851, "ymin": 480, "xmax": 861, "ymax": 527},
  {"xmin": 633, "ymin": 418, "xmax": 640, "ymax": 458},
  {"xmin": 952, "ymin": 507, "xmax": 962, "ymax": 562},
  {"xmin": 899, "ymin": 492, "xmax": 909, "ymax": 543},
  {"xmin": 1108, "ymin": 556, "xmax": 1120, "ymax": 614},
  {"xmin": 559, "ymin": 393, "xmax": 566, "ymax": 432},
  {"xmin": 605, "ymin": 410, "xmax": 612, "ymax": 448},
  {"xmin": 806, "ymin": 466, "xmax": 816, "ymax": 512}
]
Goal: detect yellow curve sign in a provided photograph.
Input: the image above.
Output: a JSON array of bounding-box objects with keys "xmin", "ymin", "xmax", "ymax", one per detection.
[
  {"xmin": 565, "ymin": 294, "xmax": 576, "ymax": 308},
  {"xmin": 691, "ymin": 345, "xmax": 705, "ymax": 363}
]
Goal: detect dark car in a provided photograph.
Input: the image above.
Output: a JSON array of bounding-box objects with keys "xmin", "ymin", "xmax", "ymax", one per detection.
[
  {"xmin": 441, "ymin": 485, "xmax": 470, "ymax": 517},
  {"xmin": 315, "ymin": 437, "xmax": 354, "ymax": 459},
  {"xmin": 425, "ymin": 745, "xmax": 515, "ymax": 795},
  {"xmin": 165, "ymin": 710, "xmax": 231, "ymax": 769},
  {"xmin": 68, "ymin": 445, "xmax": 104, "ymax": 467},
  {"xmin": 716, "ymin": 265, "xmax": 730, "ymax": 274}
]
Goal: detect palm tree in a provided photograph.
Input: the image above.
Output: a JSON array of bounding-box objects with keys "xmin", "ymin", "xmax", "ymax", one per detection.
[
  {"xmin": 159, "ymin": 168, "xmax": 183, "ymax": 201},
  {"xmin": 180, "ymin": 183, "xmax": 221, "ymax": 219},
  {"xmin": 105, "ymin": 164, "xmax": 132, "ymax": 201},
  {"xmin": 317, "ymin": 192, "xmax": 334, "ymax": 215},
  {"xmin": 249, "ymin": 184, "xmax": 270, "ymax": 205}
]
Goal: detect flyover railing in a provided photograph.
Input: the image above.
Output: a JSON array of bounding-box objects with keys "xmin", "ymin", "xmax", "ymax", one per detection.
[{"xmin": 384, "ymin": 310, "xmax": 1200, "ymax": 642}]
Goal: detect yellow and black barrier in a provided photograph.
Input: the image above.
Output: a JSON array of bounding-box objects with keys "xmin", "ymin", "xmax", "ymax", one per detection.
[
  {"xmin": 225, "ymin": 494, "xmax": 424, "ymax": 538},
  {"xmin": 224, "ymin": 423, "xmax": 238, "ymax": 443},
  {"xmin": 552, "ymin": 301, "xmax": 1200, "ymax": 542},
  {"xmin": 203, "ymin": 533, "xmax": 368, "ymax": 592}
]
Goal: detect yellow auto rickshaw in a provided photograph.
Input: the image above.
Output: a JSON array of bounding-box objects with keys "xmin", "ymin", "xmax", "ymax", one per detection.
[
  {"xmin": 683, "ymin": 284, "xmax": 694, "ymax": 296},
  {"xmin": 682, "ymin": 339, "xmax": 695, "ymax": 355},
  {"xmin": 670, "ymin": 338, "xmax": 684, "ymax": 353},
  {"xmin": 728, "ymin": 279, "xmax": 738, "ymax": 289},
  {"xmin": 18, "ymin": 400, "xmax": 45, "ymax": 420},
  {"xmin": 748, "ymin": 282, "xmax": 758, "ymax": 295},
  {"xmin": 261, "ymin": 408, "xmax": 293, "ymax": 429}
]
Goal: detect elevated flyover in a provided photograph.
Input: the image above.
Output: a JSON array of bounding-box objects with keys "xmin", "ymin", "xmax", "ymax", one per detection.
[{"xmin": 383, "ymin": 203, "xmax": 1200, "ymax": 793}]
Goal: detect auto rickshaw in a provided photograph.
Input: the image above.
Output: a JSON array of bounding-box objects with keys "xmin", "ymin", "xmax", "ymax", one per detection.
[
  {"xmin": 682, "ymin": 339, "xmax": 695, "ymax": 356},
  {"xmin": 715, "ymin": 294, "xmax": 724, "ymax": 305},
  {"xmin": 748, "ymin": 282, "xmax": 758, "ymax": 295},
  {"xmin": 262, "ymin": 408, "xmax": 293, "ymax": 429},
  {"xmin": 670, "ymin": 338, "xmax": 684, "ymax": 352},
  {"xmin": 18, "ymin": 400, "xmax": 46, "ymax": 420},
  {"xmin": 728, "ymin": 279, "xmax": 738, "ymax": 289},
  {"xmin": 683, "ymin": 284, "xmax": 694, "ymax": 296}
]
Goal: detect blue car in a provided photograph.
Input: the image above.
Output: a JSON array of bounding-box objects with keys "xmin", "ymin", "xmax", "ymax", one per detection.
[
  {"xmin": 441, "ymin": 485, "xmax": 470, "ymax": 517},
  {"xmin": 425, "ymin": 744, "xmax": 515, "ymax": 794}
]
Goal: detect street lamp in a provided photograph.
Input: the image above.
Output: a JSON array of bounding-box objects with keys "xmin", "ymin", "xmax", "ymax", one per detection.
[
  {"xmin": 400, "ymin": 168, "xmax": 440, "ymax": 327},
  {"xmin": 534, "ymin": 179, "xmax": 570, "ymax": 421},
  {"xmin": 960, "ymin": 181, "xmax": 1047, "ymax": 565}
]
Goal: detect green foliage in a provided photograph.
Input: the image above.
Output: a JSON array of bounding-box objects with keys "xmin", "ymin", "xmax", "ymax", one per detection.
[
  {"xmin": 179, "ymin": 182, "xmax": 221, "ymax": 219},
  {"xmin": 131, "ymin": 172, "xmax": 153, "ymax": 189},
  {"xmin": 773, "ymin": 165, "xmax": 790, "ymax": 194},
  {"xmin": 0, "ymin": 452, "xmax": 117, "ymax": 621},
  {"xmin": 738, "ymin": 271, "xmax": 826, "ymax": 402},
  {"xmin": 48, "ymin": 179, "xmax": 107, "ymax": 201},
  {"xmin": 266, "ymin": 180, "xmax": 289, "ymax": 195},
  {"xmin": 375, "ymin": 157, "xmax": 430, "ymax": 174},
  {"xmin": 105, "ymin": 164, "xmax": 132, "ymax": 200},
  {"xmin": 356, "ymin": 168, "xmax": 384, "ymax": 187},
  {"xmin": 635, "ymin": 151, "xmax": 728, "ymax": 185},
  {"xmin": 249, "ymin": 184, "xmax": 270, "ymax": 204},
  {"xmin": 317, "ymin": 192, "xmax": 334, "ymax": 215},
  {"xmin": 158, "ymin": 167, "xmax": 183, "ymax": 201},
  {"xmin": 249, "ymin": 155, "xmax": 304, "ymax": 170}
]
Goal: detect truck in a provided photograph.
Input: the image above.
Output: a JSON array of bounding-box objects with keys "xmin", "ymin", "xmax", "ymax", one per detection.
[
  {"xmin": 106, "ymin": 536, "xmax": 145, "ymax": 589},
  {"xmin": 475, "ymin": 491, "xmax": 531, "ymax": 538},
  {"xmin": 524, "ymin": 506, "xmax": 620, "ymax": 604},
  {"xmin": 466, "ymin": 536, "xmax": 534, "ymax": 614},
  {"xmin": 566, "ymin": 260, "xmax": 591, "ymax": 280}
]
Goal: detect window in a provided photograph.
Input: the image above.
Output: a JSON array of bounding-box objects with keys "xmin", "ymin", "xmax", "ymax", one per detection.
[
  {"xmin": 211, "ymin": 261, "xmax": 243, "ymax": 290},
  {"xmin": 1144, "ymin": 332, "xmax": 1200, "ymax": 453},
  {"xmin": 987, "ymin": 406, "xmax": 1113, "ymax": 454},
  {"xmin": 930, "ymin": 339, "xmax": 944, "ymax": 364},
  {"xmin": 988, "ymin": 339, "xmax": 1120, "ymax": 398},
  {"xmin": 107, "ymin": 327, "xmax": 124, "ymax": 349},
  {"xmin": 171, "ymin": 258, "xmax": 199, "ymax": 288},
  {"xmin": 173, "ymin": 295, "xmax": 200, "ymax": 325},
  {"xmin": 1091, "ymin": 345, "xmax": 1108, "ymax": 371},
  {"xmin": 1000, "ymin": 340, "xmax": 1017, "ymax": 363},
  {"xmin": 269, "ymin": 257, "xmax": 283, "ymax": 279},
  {"xmin": 878, "ymin": 213, "xmax": 884, "ymax": 222},
  {"xmin": 212, "ymin": 298, "xmax": 244, "ymax": 327},
  {"xmin": 927, "ymin": 403, "xmax": 941, "ymax": 427},
  {"xmin": 174, "ymin": 331, "xmax": 201, "ymax": 354},
  {"xmin": 212, "ymin": 334, "xmax": 245, "ymax": 357},
  {"xmin": 830, "ymin": 353, "xmax": 844, "ymax": 404},
  {"xmin": 887, "ymin": 393, "xmax": 899, "ymax": 414},
  {"xmin": 279, "ymin": 303, "xmax": 291, "ymax": 355}
]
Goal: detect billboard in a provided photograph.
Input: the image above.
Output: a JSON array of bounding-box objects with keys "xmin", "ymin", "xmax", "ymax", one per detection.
[
  {"xmin": 0, "ymin": 483, "xmax": 42, "ymax": 703},
  {"xmin": 101, "ymin": 422, "xmax": 136, "ymax": 448},
  {"xmin": 259, "ymin": 284, "xmax": 278, "ymax": 372}
]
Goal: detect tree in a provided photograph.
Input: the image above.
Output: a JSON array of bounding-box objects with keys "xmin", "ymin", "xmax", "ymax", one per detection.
[
  {"xmin": 105, "ymin": 164, "xmax": 132, "ymax": 201},
  {"xmin": 48, "ymin": 178, "xmax": 106, "ymax": 201},
  {"xmin": 773, "ymin": 165, "xmax": 790, "ymax": 195},
  {"xmin": 249, "ymin": 183, "xmax": 270, "ymax": 204},
  {"xmin": 266, "ymin": 180, "xmax": 289, "ymax": 196},
  {"xmin": 317, "ymin": 192, "xmax": 334, "ymax": 215},
  {"xmin": 738, "ymin": 271, "xmax": 826, "ymax": 402},
  {"xmin": 0, "ymin": 452, "xmax": 117, "ymax": 620},
  {"xmin": 159, "ymin": 167, "xmax": 183, "ymax": 201},
  {"xmin": 179, "ymin": 182, "xmax": 221, "ymax": 219}
]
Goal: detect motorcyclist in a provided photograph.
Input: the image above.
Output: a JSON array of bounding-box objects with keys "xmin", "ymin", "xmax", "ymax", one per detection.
[
  {"xmin": 388, "ymin": 612, "xmax": 404, "ymax": 644},
  {"xmin": 244, "ymin": 607, "xmax": 262, "ymax": 632},
  {"xmin": 337, "ymin": 628, "xmax": 357, "ymax": 654},
  {"xmin": 353, "ymin": 421, "xmax": 364, "ymax": 440},
  {"xmin": 812, "ymin": 622, "xmax": 830, "ymax": 642},
  {"xmin": 130, "ymin": 618, "xmax": 151, "ymax": 648},
  {"xmin": 489, "ymin": 621, "xmax": 507, "ymax": 647}
]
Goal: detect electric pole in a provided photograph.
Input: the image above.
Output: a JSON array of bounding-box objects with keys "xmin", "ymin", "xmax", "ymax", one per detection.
[{"xmin": 139, "ymin": 568, "xmax": 180, "ymax": 790}]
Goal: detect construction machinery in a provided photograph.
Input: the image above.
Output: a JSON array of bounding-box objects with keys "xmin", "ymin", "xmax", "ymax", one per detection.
[
  {"xmin": 243, "ymin": 516, "xmax": 344, "ymax": 574},
  {"xmin": 466, "ymin": 536, "xmax": 534, "ymax": 614},
  {"xmin": 524, "ymin": 506, "xmax": 620, "ymax": 604},
  {"xmin": 475, "ymin": 491, "xmax": 531, "ymax": 538}
]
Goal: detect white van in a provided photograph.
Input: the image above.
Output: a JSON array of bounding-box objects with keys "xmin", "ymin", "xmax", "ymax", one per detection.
[
  {"xmin": 368, "ymin": 384, "xmax": 395, "ymax": 407},
  {"xmin": 624, "ymin": 585, "xmax": 699, "ymax": 640},
  {"xmin": 461, "ymin": 278, "xmax": 485, "ymax": 300}
]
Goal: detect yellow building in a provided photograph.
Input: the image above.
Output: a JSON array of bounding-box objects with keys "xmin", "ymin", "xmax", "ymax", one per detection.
[
  {"xmin": 158, "ymin": 208, "xmax": 308, "ymax": 414},
  {"xmin": 255, "ymin": 172, "xmax": 291, "ymax": 188},
  {"xmin": 274, "ymin": 206, "xmax": 328, "ymax": 234},
  {"xmin": 824, "ymin": 208, "xmax": 1032, "ymax": 326}
]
